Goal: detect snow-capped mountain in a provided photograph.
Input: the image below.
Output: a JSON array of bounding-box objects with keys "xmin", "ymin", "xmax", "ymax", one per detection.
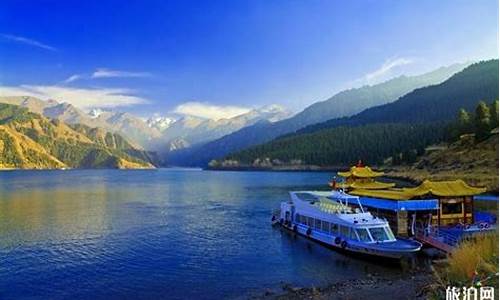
[
  {"xmin": 155, "ymin": 104, "xmax": 292, "ymax": 152},
  {"xmin": 0, "ymin": 96, "xmax": 161, "ymax": 149},
  {"xmin": 146, "ymin": 115, "xmax": 177, "ymax": 132},
  {"xmin": 88, "ymin": 108, "xmax": 104, "ymax": 119},
  {"xmin": 0, "ymin": 96, "xmax": 292, "ymax": 153}
]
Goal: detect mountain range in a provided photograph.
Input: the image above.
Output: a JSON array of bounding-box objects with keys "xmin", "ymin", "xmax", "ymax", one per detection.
[
  {"xmin": 219, "ymin": 59, "xmax": 499, "ymax": 168},
  {"xmin": 0, "ymin": 96, "xmax": 161, "ymax": 148},
  {"xmin": 0, "ymin": 96, "xmax": 290, "ymax": 167},
  {"xmin": 296, "ymin": 60, "xmax": 499, "ymax": 134},
  {"xmin": 0, "ymin": 96, "xmax": 291, "ymax": 156},
  {"xmin": 1, "ymin": 59, "xmax": 494, "ymax": 170},
  {"xmin": 167, "ymin": 62, "xmax": 470, "ymax": 167},
  {"xmin": 0, "ymin": 103, "xmax": 155, "ymax": 169},
  {"xmin": 154, "ymin": 105, "xmax": 291, "ymax": 153}
]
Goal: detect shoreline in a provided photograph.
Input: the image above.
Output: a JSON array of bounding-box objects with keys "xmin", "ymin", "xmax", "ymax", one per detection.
[
  {"xmin": 206, "ymin": 165, "xmax": 350, "ymax": 172},
  {"xmin": 207, "ymin": 165, "xmax": 499, "ymax": 193},
  {"xmin": 0, "ymin": 166, "xmax": 157, "ymax": 171},
  {"xmin": 251, "ymin": 270, "xmax": 433, "ymax": 300}
]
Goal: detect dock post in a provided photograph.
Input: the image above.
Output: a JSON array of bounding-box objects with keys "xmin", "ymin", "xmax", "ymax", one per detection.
[{"xmin": 397, "ymin": 210, "xmax": 408, "ymax": 236}]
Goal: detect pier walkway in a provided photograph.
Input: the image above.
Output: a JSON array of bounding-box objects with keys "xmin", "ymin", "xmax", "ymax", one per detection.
[{"xmin": 415, "ymin": 228, "xmax": 457, "ymax": 253}]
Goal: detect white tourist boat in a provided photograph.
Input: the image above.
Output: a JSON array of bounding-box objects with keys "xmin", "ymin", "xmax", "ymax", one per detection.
[{"xmin": 274, "ymin": 190, "xmax": 422, "ymax": 259}]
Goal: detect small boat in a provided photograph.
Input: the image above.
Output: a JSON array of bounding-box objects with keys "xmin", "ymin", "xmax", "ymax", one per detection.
[{"xmin": 274, "ymin": 190, "xmax": 422, "ymax": 259}]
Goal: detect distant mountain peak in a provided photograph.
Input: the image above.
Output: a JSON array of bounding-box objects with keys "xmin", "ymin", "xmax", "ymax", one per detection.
[
  {"xmin": 146, "ymin": 115, "xmax": 177, "ymax": 131},
  {"xmin": 256, "ymin": 104, "xmax": 287, "ymax": 114},
  {"xmin": 164, "ymin": 61, "xmax": 476, "ymax": 167},
  {"xmin": 46, "ymin": 99, "xmax": 59, "ymax": 105},
  {"xmin": 88, "ymin": 108, "xmax": 104, "ymax": 119}
]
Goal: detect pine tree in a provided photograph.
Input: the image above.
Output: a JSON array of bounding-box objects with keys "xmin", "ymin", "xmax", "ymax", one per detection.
[
  {"xmin": 458, "ymin": 108, "xmax": 472, "ymax": 134},
  {"xmin": 474, "ymin": 101, "xmax": 491, "ymax": 141},
  {"xmin": 490, "ymin": 100, "xmax": 499, "ymax": 129}
]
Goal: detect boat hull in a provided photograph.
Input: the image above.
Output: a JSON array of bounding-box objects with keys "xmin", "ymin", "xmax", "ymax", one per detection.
[{"xmin": 278, "ymin": 221, "xmax": 421, "ymax": 260}]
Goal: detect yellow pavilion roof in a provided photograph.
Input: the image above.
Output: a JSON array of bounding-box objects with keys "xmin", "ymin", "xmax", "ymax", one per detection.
[
  {"xmin": 350, "ymin": 188, "xmax": 418, "ymax": 200},
  {"xmin": 350, "ymin": 180, "xmax": 487, "ymax": 200},
  {"xmin": 332, "ymin": 181, "xmax": 395, "ymax": 190},
  {"xmin": 337, "ymin": 166, "xmax": 384, "ymax": 178},
  {"xmin": 350, "ymin": 181, "xmax": 395, "ymax": 189}
]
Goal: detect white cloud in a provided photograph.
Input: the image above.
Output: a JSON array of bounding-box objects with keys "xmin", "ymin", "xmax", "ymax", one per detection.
[
  {"xmin": 64, "ymin": 74, "xmax": 82, "ymax": 83},
  {"xmin": 366, "ymin": 57, "xmax": 413, "ymax": 82},
  {"xmin": 173, "ymin": 102, "xmax": 251, "ymax": 120},
  {"xmin": 351, "ymin": 57, "xmax": 414, "ymax": 87},
  {"xmin": 1, "ymin": 33, "xmax": 57, "ymax": 51},
  {"xmin": 61, "ymin": 68, "xmax": 152, "ymax": 83},
  {"xmin": 0, "ymin": 85, "xmax": 148, "ymax": 109},
  {"xmin": 92, "ymin": 68, "xmax": 152, "ymax": 78}
]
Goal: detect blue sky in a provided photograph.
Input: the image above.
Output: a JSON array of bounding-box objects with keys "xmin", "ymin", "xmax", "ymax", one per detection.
[{"xmin": 0, "ymin": 0, "xmax": 498, "ymax": 119}]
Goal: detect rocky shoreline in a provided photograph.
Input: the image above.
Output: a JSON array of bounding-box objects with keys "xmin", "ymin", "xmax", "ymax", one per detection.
[
  {"xmin": 251, "ymin": 271, "xmax": 433, "ymax": 300},
  {"xmin": 207, "ymin": 165, "xmax": 345, "ymax": 172}
]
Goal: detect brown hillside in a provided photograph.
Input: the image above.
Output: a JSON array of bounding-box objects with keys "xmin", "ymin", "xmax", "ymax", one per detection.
[{"xmin": 386, "ymin": 133, "xmax": 499, "ymax": 192}]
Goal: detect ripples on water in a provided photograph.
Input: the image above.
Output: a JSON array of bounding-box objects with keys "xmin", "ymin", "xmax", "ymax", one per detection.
[{"xmin": 0, "ymin": 169, "xmax": 409, "ymax": 299}]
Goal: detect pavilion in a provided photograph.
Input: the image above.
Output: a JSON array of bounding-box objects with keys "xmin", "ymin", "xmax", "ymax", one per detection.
[
  {"xmin": 348, "ymin": 179, "xmax": 487, "ymax": 236},
  {"xmin": 331, "ymin": 164, "xmax": 395, "ymax": 190}
]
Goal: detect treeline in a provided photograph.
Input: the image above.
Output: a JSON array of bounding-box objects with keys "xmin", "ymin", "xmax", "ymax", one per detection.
[
  {"xmin": 448, "ymin": 100, "xmax": 498, "ymax": 142},
  {"xmin": 389, "ymin": 100, "xmax": 498, "ymax": 165},
  {"xmin": 296, "ymin": 60, "xmax": 499, "ymax": 135},
  {"xmin": 224, "ymin": 122, "xmax": 447, "ymax": 167}
]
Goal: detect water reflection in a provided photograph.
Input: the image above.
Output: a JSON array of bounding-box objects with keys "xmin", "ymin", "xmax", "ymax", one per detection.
[{"xmin": 0, "ymin": 169, "xmax": 408, "ymax": 299}]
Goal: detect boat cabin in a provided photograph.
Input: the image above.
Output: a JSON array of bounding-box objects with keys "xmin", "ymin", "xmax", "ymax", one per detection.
[
  {"xmin": 278, "ymin": 191, "xmax": 422, "ymax": 258},
  {"xmin": 286, "ymin": 191, "xmax": 397, "ymax": 243}
]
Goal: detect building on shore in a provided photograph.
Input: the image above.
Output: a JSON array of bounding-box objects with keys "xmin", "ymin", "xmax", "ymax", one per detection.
[
  {"xmin": 331, "ymin": 163, "xmax": 395, "ymax": 190},
  {"xmin": 349, "ymin": 179, "xmax": 487, "ymax": 236},
  {"xmin": 333, "ymin": 164, "xmax": 489, "ymax": 238}
]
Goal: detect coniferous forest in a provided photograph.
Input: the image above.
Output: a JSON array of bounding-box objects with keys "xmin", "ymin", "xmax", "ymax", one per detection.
[
  {"xmin": 218, "ymin": 60, "xmax": 499, "ymax": 168},
  {"xmin": 225, "ymin": 122, "xmax": 446, "ymax": 166}
]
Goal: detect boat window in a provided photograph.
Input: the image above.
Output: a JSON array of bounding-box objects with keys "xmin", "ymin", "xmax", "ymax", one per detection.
[
  {"xmin": 355, "ymin": 229, "xmax": 372, "ymax": 242},
  {"xmin": 307, "ymin": 217, "xmax": 314, "ymax": 227},
  {"xmin": 384, "ymin": 226, "xmax": 396, "ymax": 240},
  {"xmin": 321, "ymin": 221, "xmax": 330, "ymax": 232},
  {"xmin": 315, "ymin": 219, "xmax": 322, "ymax": 229},
  {"xmin": 295, "ymin": 213, "xmax": 301, "ymax": 222},
  {"xmin": 349, "ymin": 229, "xmax": 358, "ymax": 241},
  {"xmin": 369, "ymin": 227, "xmax": 389, "ymax": 242},
  {"xmin": 300, "ymin": 215, "xmax": 307, "ymax": 225},
  {"xmin": 339, "ymin": 225, "xmax": 350, "ymax": 237},
  {"xmin": 330, "ymin": 223, "xmax": 338, "ymax": 234}
]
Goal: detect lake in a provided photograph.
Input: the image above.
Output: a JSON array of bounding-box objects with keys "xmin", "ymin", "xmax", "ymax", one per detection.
[{"xmin": 0, "ymin": 169, "xmax": 410, "ymax": 299}]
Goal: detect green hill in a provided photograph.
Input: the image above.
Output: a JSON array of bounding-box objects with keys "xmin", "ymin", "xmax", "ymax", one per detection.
[{"xmin": 0, "ymin": 103, "xmax": 155, "ymax": 169}]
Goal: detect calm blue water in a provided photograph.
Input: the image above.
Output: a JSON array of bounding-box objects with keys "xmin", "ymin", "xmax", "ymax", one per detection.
[{"xmin": 0, "ymin": 169, "xmax": 405, "ymax": 299}]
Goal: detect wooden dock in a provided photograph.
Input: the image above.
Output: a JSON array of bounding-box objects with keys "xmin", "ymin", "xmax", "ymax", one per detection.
[
  {"xmin": 414, "ymin": 227, "xmax": 461, "ymax": 253},
  {"xmin": 415, "ymin": 231, "xmax": 454, "ymax": 253}
]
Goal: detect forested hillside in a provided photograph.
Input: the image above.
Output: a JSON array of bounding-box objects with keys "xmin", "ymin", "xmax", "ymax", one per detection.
[
  {"xmin": 298, "ymin": 60, "xmax": 498, "ymax": 134},
  {"xmin": 214, "ymin": 60, "xmax": 499, "ymax": 169},
  {"xmin": 387, "ymin": 101, "xmax": 499, "ymax": 191},
  {"xmin": 219, "ymin": 123, "xmax": 446, "ymax": 167},
  {"xmin": 167, "ymin": 63, "xmax": 467, "ymax": 166},
  {"xmin": 0, "ymin": 103, "xmax": 155, "ymax": 169}
]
